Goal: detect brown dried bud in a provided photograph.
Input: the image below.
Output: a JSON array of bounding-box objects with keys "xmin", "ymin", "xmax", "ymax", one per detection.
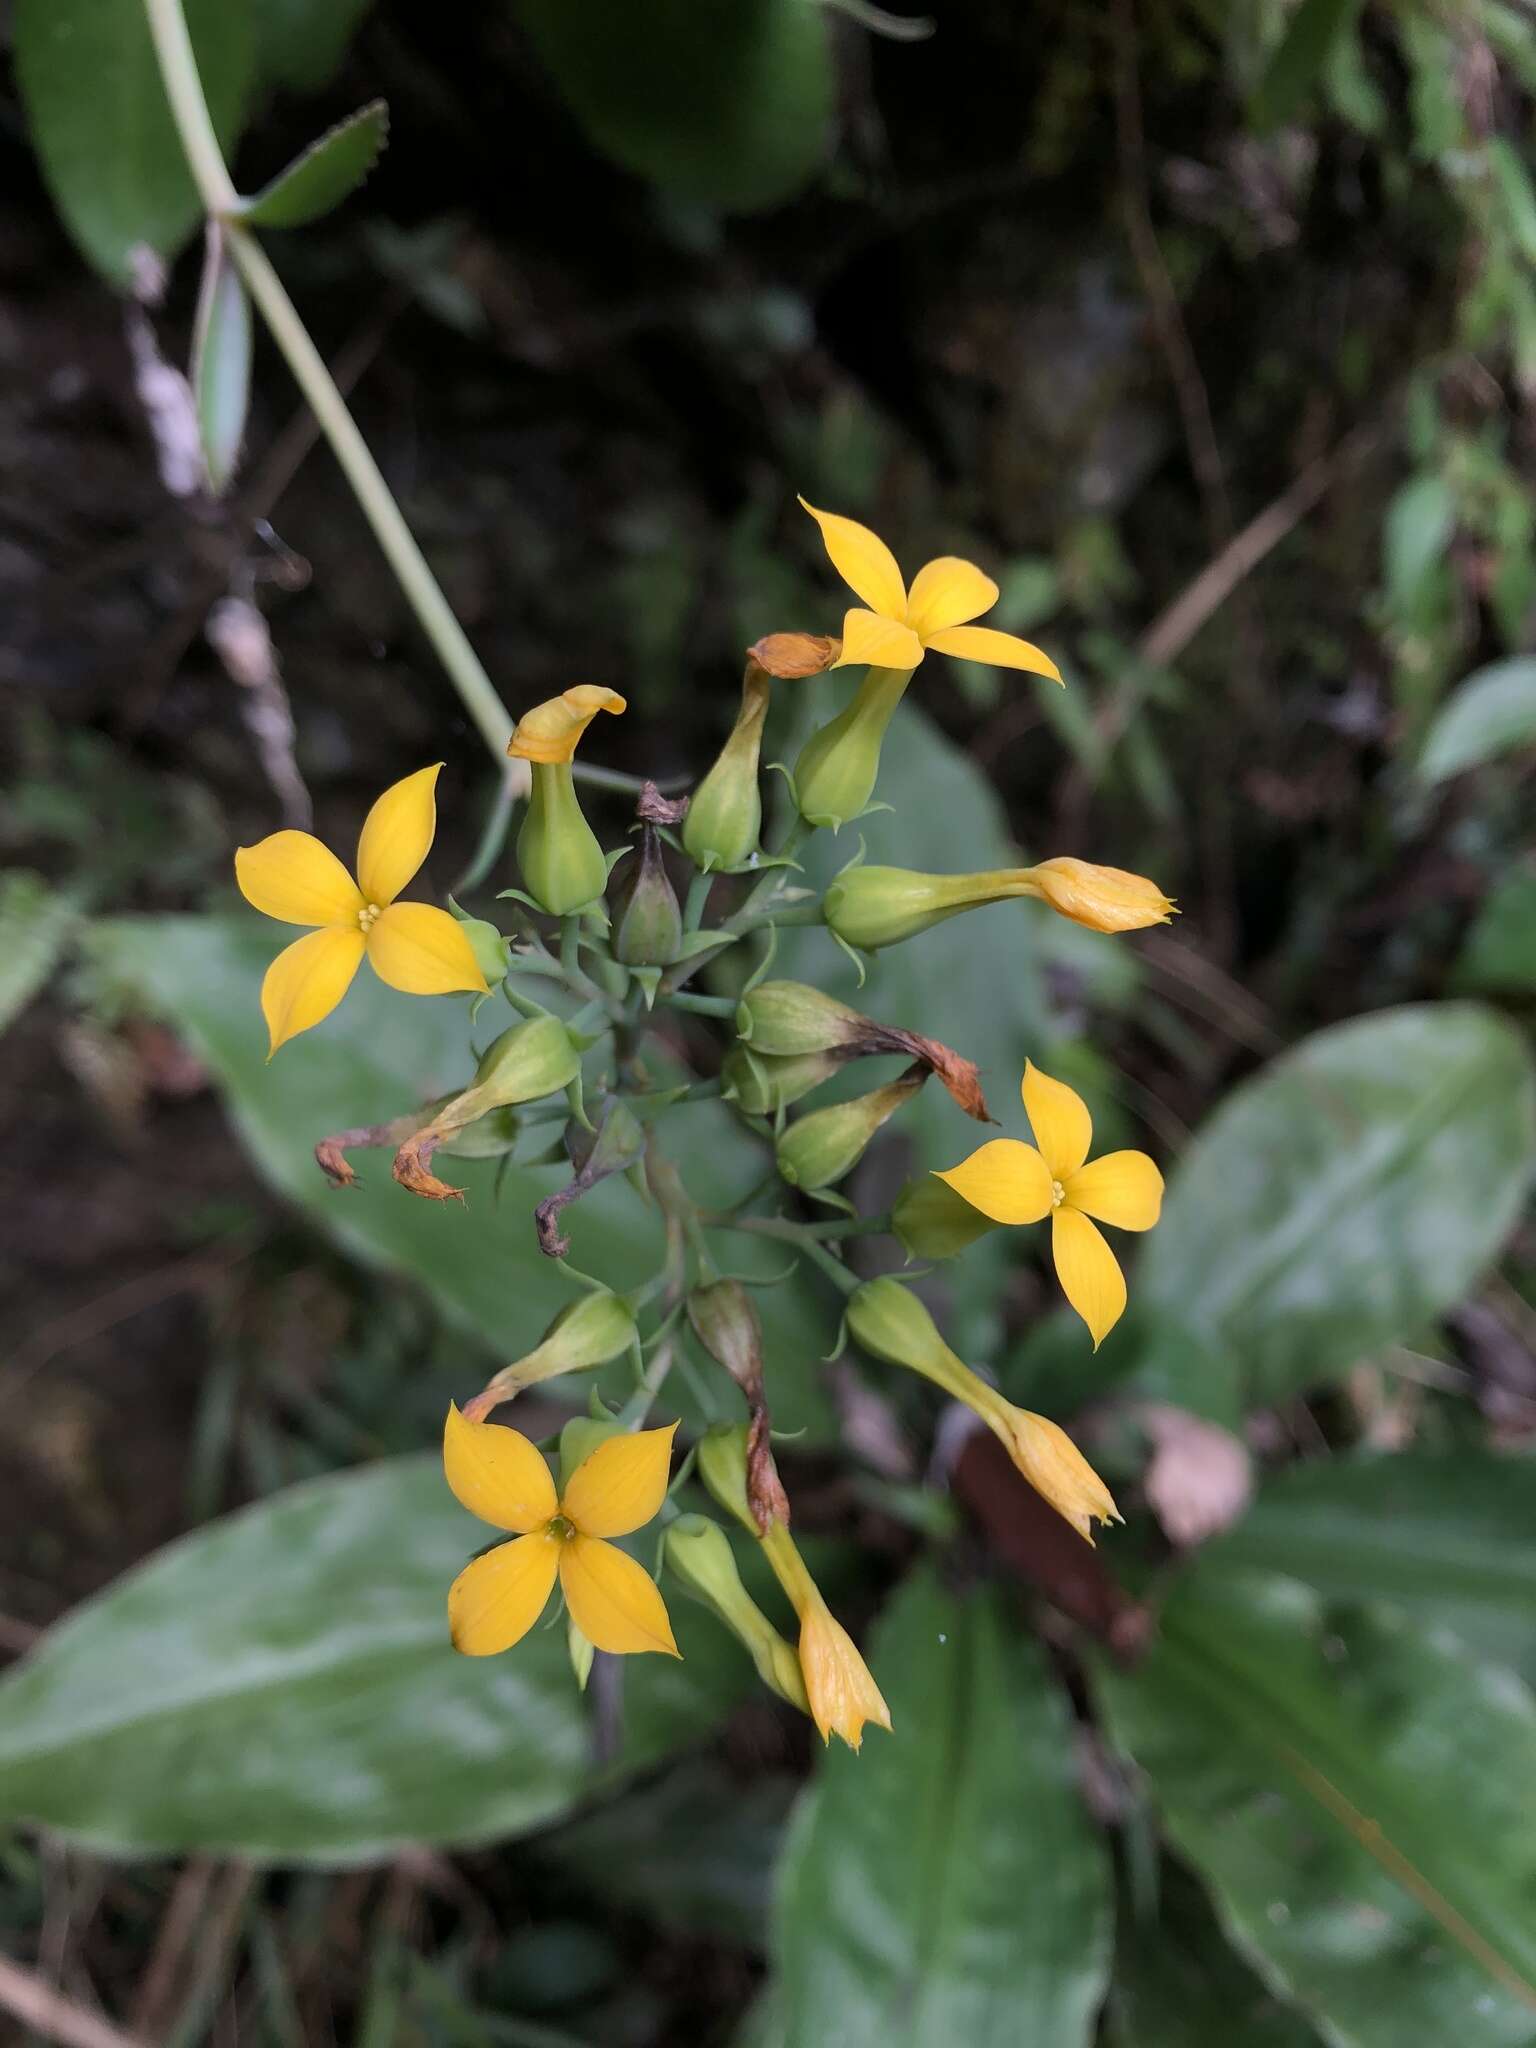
[
  {"xmin": 687, "ymin": 1279, "xmax": 791, "ymax": 1530},
  {"xmin": 747, "ymin": 632, "xmax": 842, "ymax": 679},
  {"xmin": 636, "ymin": 780, "xmax": 689, "ymax": 827}
]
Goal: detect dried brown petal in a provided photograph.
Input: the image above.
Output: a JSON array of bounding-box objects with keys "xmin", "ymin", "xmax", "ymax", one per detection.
[{"xmin": 747, "ymin": 631, "xmax": 841, "ymax": 679}]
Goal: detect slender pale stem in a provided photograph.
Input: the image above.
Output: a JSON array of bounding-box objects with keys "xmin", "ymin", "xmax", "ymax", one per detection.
[
  {"xmin": 713, "ymin": 1215, "xmax": 861, "ymax": 1295},
  {"xmin": 141, "ymin": 0, "xmax": 516, "ymax": 773},
  {"xmin": 683, "ymin": 870, "xmax": 715, "ymax": 933}
]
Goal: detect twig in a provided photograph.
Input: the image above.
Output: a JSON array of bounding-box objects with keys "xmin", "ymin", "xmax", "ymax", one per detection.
[
  {"xmin": 0, "ymin": 1956, "xmax": 147, "ymax": 2048},
  {"xmin": 129, "ymin": 1860, "xmax": 217, "ymax": 2041}
]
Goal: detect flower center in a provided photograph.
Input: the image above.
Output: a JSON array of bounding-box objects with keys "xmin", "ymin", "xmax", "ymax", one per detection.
[
  {"xmin": 548, "ymin": 1515, "xmax": 576, "ymax": 1542},
  {"xmin": 357, "ymin": 902, "xmax": 382, "ymax": 932},
  {"xmin": 1050, "ymin": 1179, "xmax": 1065, "ymax": 1208}
]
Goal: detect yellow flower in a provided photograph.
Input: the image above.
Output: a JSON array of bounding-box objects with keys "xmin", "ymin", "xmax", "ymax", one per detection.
[
  {"xmin": 760, "ymin": 1523, "xmax": 891, "ymax": 1750},
  {"xmin": 1025, "ymin": 858, "xmax": 1176, "ymax": 934},
  {"xmin": 799, "ymin": 499, "xmax": 1062, "ymax": 681},
  {"xmin": 443, "ymin": 1404, "xmax": 680, "ymax": 1659},
  {"xmin": 507, "ymin": 685, "xmax": 626, "ymax": 764},
  {"xmin": 235, "ymin": 764, "xmax": 487, "ymax": 1056},
  {"xmin": 937, "ymin": 1062, "xmax": 1163, "ymax": 1349},
  {"xmin": 987, "ymin": 1407, "xmax": 1122, "ymax": 1543}
]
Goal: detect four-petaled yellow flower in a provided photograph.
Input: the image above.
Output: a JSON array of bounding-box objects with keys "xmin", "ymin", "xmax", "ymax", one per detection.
[
  {"xmin": 937, "ymin": 1062, "xmax": 1163, "ymax": 1348},
  {"xmin": 443, "ymin": 1404, "xmax": 680, "ymax": 1659},
  {"xmin": 235, "ymin": 764, "xmax": 486, "ymax": 1056},
  {"xmin": 800, "ymin": 498, "xmax": 1062, "ymax": 681}
]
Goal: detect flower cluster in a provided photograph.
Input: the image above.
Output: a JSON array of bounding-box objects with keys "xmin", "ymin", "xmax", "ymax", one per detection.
[{"xmin": 234, "ymin": 499, "xmax": 1175, "ymax": 1748}]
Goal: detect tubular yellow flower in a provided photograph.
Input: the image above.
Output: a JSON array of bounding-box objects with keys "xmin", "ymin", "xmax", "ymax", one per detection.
[
  {"xmin": 799, "ymin": 498, "xmax": 1062, "ymax": 682},
  {"xmin": 443, "ymin": 1404, "xmax": 679, "ymax": 1659},
  {"xmin": 936, "ymin": 1062, "xmax": 1163, "ymax": 1349},
  {"xmin": 845, "ymin": 1276, "xmax": 1120, "ymax": 1542},
  {"xmin": 1023, "ymin": 858, "xmax": 1176, "ymax": 934},
  {"xmin": 822, "ymin": 860, "xmax": 1173, "ymax": 953},
  {"xmin": 508, "ymin": 687, "xmax": 626, "ymax": 915},
  {"xmin": 234, "ymin": 764, "xmax": 487, "ymax": 1056}
]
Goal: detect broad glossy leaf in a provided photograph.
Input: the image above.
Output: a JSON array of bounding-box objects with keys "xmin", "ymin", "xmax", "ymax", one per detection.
[
  {"xmin": 1107, "ymin": 1859, "xmax": 1324, "ymax": 2048},
  {"xmin": 1454, "ymin": 869, "xmax": 1536, "ymax": 995},
  {"xmin": 190, "ymin": 227, "xmax": 251, "ymax": 493},
  {"xmin": 1096, "ymin": 1567, "xmax": 1536, "ymax": 2047},
  {"xmin": 0, "ymin": 1454, "xmax": 751, "ymax": 1859},
  {"xmin": 91, "ymin": 915, "xmax": 834, "ymax": 1437},
  {"xmin": 1139, "ymin": 1005, "xmax": 1536, "ymax": 1405},
  {"xmin": 257, "ymin": 0, "xmax": 375, "ymax": 93},
  {"xmin": 516, "ymin": 0, "xmax": 834, "ymax": 212},
  {"xmin": 14, "ymin": 0, "xmax": 253, "ymax": 286},
  {"xmin": 1419, "ymin": 659, "xmax": 1536, "ymax": 784},
  {"xmin": 239, "ymin": 101, "xmax": 389, "ymax": 229},
  {"xmin": 1208, "ymin": 1451, "xmax": 1536, "ymax": 1687},
  {"xmin": 769, "ymin": 1569, "xmax": 1111, "ymax": 2047}
]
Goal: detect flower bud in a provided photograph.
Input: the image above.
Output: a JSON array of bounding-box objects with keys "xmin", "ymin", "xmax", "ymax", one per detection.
[
  {"xmin": 683, "ymin": 664, "xmax": 771, "ymax": 873},
  {"xmin": 792, "ymin": 666, "xmax": 914, "ymax": 829},
  {"xmin": 475, "ymin": 1013, "xmax": 582, "ymax": 1103},
  {"xmin": 846, "ymin": 1277, "xmax": 1118, "ymax": 1542},
  {"xmin": 664, "ymin": 1515, "xmax": 809, "ymax": 1712},
  {"xmin": 759, "ymin": 1522, "xmax": 890, "ymax": 1749},
  {"xmin": 736, "ymin": 979, "xmax": 864, "ymax": 1055},
  {"xmin": 722, "ymin": 1044, "xmax": 846, "ymax": 1115},
  {"xmin": 697, "ymin": 1422, "xmax": 755, "ymax": 1534},
  {"xmin": 891, "ymin": 1175, "xmax": 1003, "ymax": 1260},
  {"xmin": 456, "ymin": 915, "xmax": 511, "ymax": 985},
  {"xmin": 775, "ymin": 1072, "xmax": 923, "ymax": 1192},
  {"xmin": 516, "ymin": 762, "xmax": 609, "ymax": 915},
  {"xmin": 557, "ymin": 1412, "xmax": 625, "ymax": 1486},
  {"xmin": 824, "ymin": 859, "xmax": 1172, "ymax": 952},
  {"xmin": 610, "ymin": 823, "xmax": 683, "ymax": 965},
  {"xmin": 568, "ymin": 1617, "xmax": 595, "ymax": 1691},
  {"xmin": 464, "ymin": 1289, "xmax": 637, "ymax": 1417},
  {"xmin": 686, "ymin": 1280, "xmax": 789, "ymax": 1529},
  {"xmin": 1022, "ymin": 858, "xmax": 1175, "ymax": 933}
]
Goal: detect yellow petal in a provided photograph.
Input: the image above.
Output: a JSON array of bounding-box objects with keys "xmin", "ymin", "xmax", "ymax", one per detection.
[
  {"xmin": 559, "ymin": 1534, "xmax": 680, "ymax": 1657},
  {"xmin": 260, "ymin": 926, "xmax": 365, "ymax": 1055},
  {"xmin": 933, "ymin": 1140, "xmax": 1054, "ymax": 1225},
  {"xmin": 236, "ymin": 831, "xmax": 363, "ymax": 928},
  {"xmin": 366, "ymin": 902, "xmax": 488, "ymax": 996},
  {"xmin": 561, "ymin": 1422, "xmax": 678, "ymax": 1539},
  {"xmin": 448, "ymin": 1532, "xmax": 560, "ymax": 1656},
  {"xmin": 1022, "ymin": 1061, "xmax": 1092, "ymax": 1179},
  {"xmin": 355, "ymin": 764, "xmax": 441, "ymax": 908},
  {"xmin": 832, "ymin": 607, "xmax": 925, "ymax": 672},
  {"xmin": 1027, "ymin": 857, "xmax": 1175, "ymax": 933},
  {"xmin": 904, "ymin": 556, "xmax": 999, "ymax": 638},
  {"xmin": 1002, "ymin": 1407, "xmax": 1120, "ymax": 1542},
  {"xmin": 798, "ymin": 497, "xmax": 907, "ymax": 618},
  {"xmin": 923, "ymin": 624, "xmax": 1062, "ymax": 682},
  {"xmin": 507, "ymin": 686, "xmax": 627, "ymax": 764},
  {"xmin": 442, "ymin": 1402, "xmax": 559, "ymax": 1532},
  {"xmin": 798, "ymin": 1596, "xmax": 891, "ymax": 1750},
  {"xmin": 1051, "ymin": 1207, "xmax": 1127, "ymax": 1350},
  {"xmin": 1065, "ymin": 1150, "xmax": 1164, "ymax": 1232}
]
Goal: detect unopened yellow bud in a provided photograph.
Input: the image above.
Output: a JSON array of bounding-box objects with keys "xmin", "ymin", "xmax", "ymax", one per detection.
[
  {"xmin": 891, "ymin": 1175, "xmax": 1002, "ymax": 1260},
  {"xmin": 792, "ymin": 666, "xmax": 914, "ymax": 829},
  {"xmin": 1023, "ymin": 858, "xmax": 1175, "ymax": 933},
  {"xmin": 775, "ymin": 1072, "xmax": 922, "ymax": 1192},
  {"xmin": 508, "ymin": 686, "xmax": 627, "ymax": 766},
  {"xmin": 759, "ymin": 1523, "xmax": 890, "ymax": 1749},
  {"xmin": 992, "ymin": 1407, "xmax": 1121, "ymax": 1543}
]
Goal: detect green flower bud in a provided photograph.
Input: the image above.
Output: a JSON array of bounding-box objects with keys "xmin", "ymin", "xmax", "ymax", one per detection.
[
  {"xmin": 825, "ymin": 862, "xmax": 1166, "ymax": 953},
  {"xmin": 610, "ymin": 823, "xmax": 683, "ymax": 965},
  {"xmin": 517, "ymin": 762, "xmax": 610, "ymax": 916},
  {"xmin": 736, "ymin": 979, "xmax": 865, "ymax": 1055},
  {"xmin": 466, "ymin": 1288, "xmax": 637, "ymax": 1416},
  {"xmin": 664, "ymin": 1515, "xmax": 809, "ymax": 1713},
  {"xmin": 846, "ymin": 1275, "xmax": 953, "ymax": 1378},
  {"xmin": 686, "ymin": 1278, "xmax": 762, "ymax": 1390},
  {"xmin": 475, "ymin": 1013, "xmax": 582, "ymax": 1104},
  {"xmin": 455, "ymin": 915, "xmax": 511, "ymax": 985},
  {"xmin": 891, "ymin": 1175, "xmax": 1004, "ymax": 1260},
  {"xmin": 683, "ymin": 665, "xmax": 771, "ymax": 873},
  {"xmin": 792, "ymin": 666, "xmax": 913, "ymax": 829},
  {"xmin": 722, "ymin": 1044, "xmax": 846, "ymax": 1115},
  {"xmin": 697, "ymin": 1422, "xmax": 755, "ymax": 1535},
  {"xmin": 775, "ymin": 1072, "xmax": 922, "ymax": 1192}
]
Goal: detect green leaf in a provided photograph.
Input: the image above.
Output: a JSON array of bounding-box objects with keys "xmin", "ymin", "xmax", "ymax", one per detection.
[
  {"xmin": 1206, "ymin": 1451, "xmax": 1536, "ymax": 1688},
  {"xmin": 190, "ymin": 227, "xmax": 251, "ymax": 493},
  {"xmin": 1454, "ymin": 868, "xmax": 1536, "ymax": 995},
  {"xmin": 1251, "ymin": 0, "xmax": 1363, "ymax": 132},
  {"xmin": 1383, "ymin": 472, "xmax": 1455, "ymax": 621},
  {"xmin": 515, "ymin": 0, "xmax": 834, "ymax": 212},
  {"xmin": 0, "ymin": 871, "xmax": 82, "ymax": 1037},
  {"xmin": 1490, "ymin": 140, "xmax": 1536, "ymax": 267},
  {"xmin": 0, "ymin": 1455, "xmax": 751, "ymax": 1858},
  {"xmin": 1139, "ymin": 1005, "xmax": 1536, "ymax": 1406},
  {"xmin": 256, "ymin": 0, "xmax": 376, "ymax": 93},
  {"xmin": 1106, "ymin": 1859, "xmax": 1325, "ymax": 2048},
  {"xmin": 1418, "ymin": 659, "xmax": 1536, "ymax": 784},
  {"xmin": 1096, "ymin": 1566, "xmax": 1536, "ymax": 2046},
  {"xmin": 767, "ymin": 1569, "xmax": 1111, "ymax": 2047},
  {"xmin": 14, "ymin": 0, "xmax": 254, "ymax": 287},
  {"xmin": 238, "ymin": 101, "xmax": 389, "ymax": 229},
  {"xmin": 88, "ymin": 915, "xmax": 835, "ymax": 1437}
]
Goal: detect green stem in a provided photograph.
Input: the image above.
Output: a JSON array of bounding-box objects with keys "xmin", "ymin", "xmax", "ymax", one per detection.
[
  {"xmin": 683, "ymin": 870, "xmax": 715, "ymax": 934},
  {"xmin": 712, "ymin": 1215, "xmax": 860, "ymax": 1295},
  {"xmin": 142, "ymin": 0, "xmax": 517, "ymax": 771},
  {"xmin": 453, "ymin": 776, "xmax": 518, "ymax": 895},
  {"xmin": 666, "ymin": 991, "xmax": 738, "ymax": 1018}
]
